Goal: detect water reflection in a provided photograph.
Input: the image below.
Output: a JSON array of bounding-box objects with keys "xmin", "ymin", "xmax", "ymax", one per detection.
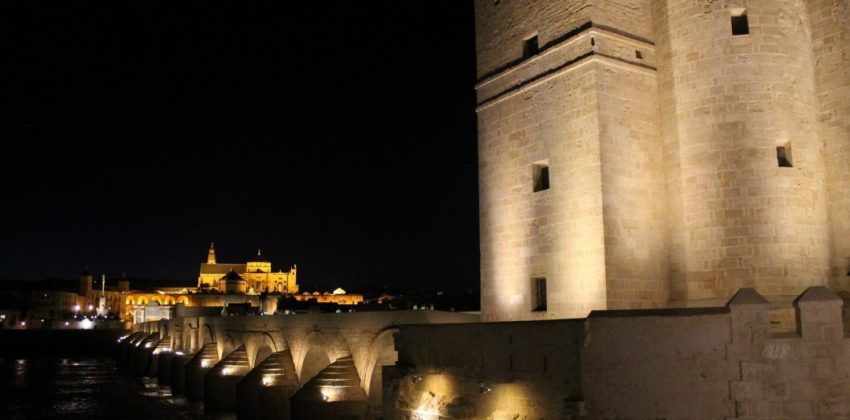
[{"xmin": 0, "ymin": 358, "xmax": 228, "ymax": 419}]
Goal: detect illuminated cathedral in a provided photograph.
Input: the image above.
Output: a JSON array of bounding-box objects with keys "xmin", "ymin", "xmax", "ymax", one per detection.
[{"xmin": 197, "ymin": 243, "xmax": 298, "ymax": 294}]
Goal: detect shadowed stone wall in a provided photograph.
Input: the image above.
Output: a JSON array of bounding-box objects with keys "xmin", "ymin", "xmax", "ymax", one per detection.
[{"xmin": 385, "ymin": 287, "xmax": 850, "ymax": 419}]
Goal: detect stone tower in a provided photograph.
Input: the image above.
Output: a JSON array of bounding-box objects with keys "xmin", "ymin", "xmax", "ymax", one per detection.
[
  {"xmin": 475, "ymin": 0, "xmax": 849, "ymax": 322},
  {"xmin": 79, "ymin": 268, "xmax": 93, "ymax": 297},
  {"xmin": 207, "ymin": 242, "xmax": 217, "ymax": 264}
]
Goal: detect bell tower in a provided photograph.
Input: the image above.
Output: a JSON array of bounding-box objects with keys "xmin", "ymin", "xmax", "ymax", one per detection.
[{"xmin": 207, "ymin": 242, "xmax": 217, "ymax": 264}]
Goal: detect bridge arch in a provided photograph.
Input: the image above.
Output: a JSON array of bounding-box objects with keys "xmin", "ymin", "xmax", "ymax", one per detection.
[
  {"xmin": 296, "ymin": 329, "xmax": 333, "ymax": 384},
  {"xmin": 250, "ymin": 333, "xmax": 280, "ymax": 368},
  {"xmin": 184, "ymin": 321, "xmax": 199, "ymax": 353},
  {"xmin": 362, "ymin": 327, "xmax": 399, "ymax": 402},
  {"xmin": 201, "ymin": 324, "xmax": 215, "ymax": 347}
]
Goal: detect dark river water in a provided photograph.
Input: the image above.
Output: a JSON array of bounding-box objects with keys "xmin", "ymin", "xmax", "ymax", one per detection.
[{"xmin": 0, "ymin": 357, "xmax": 231, "ymax": 420}]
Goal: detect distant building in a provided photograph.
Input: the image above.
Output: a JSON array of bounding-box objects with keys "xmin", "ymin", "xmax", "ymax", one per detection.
[
  {"xmin": 197, "ymin": 243, "xmax": 298, "ymax": 294},
  {"xmin": 294, "ymin": 288, "xmax": 364, "ymax": 305},
  {"xmin": 123, "ymin": 243, "xmax": 301, "ymax": 324}
]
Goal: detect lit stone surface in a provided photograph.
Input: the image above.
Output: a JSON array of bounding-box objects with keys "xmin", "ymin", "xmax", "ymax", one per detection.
[
  {"xmin": 386, "ymin": 288, "xmax": 850, "ymax": 419},
  {"xmin": 204, "ymin": 345, "xmax": 251, "ymax": 411},
  {"xmin": 477, "ymin": 0, "xmax": 848, "ymax": 321},
  {"xmin": 237, "ymin": 350, "xmax": 301, "ymax": 420}
]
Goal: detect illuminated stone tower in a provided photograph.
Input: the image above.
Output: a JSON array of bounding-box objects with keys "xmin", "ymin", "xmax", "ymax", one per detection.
[
  {"xmin": 476, "ymin": 0, "xmax": 849, "ymax": 321},
  {"xmin": 207, "ymin": 242, "xmax": 217, "ymax": 264}
]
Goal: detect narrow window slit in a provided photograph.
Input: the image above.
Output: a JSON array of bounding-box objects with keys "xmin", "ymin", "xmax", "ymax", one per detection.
[
  {"xmin": 532, "ymin": 277, "xmax": 547, "ymax": 312},
  {"xmin": 533, "ymin": 161, "xmax": 549, "ymax": 192},
  {"xmin": 777, "ymin": 144, "xmax": 793, "ymax": 168},
  {"xmin": 731, "ymin": 9, "xmax": 749, "ymax": 35},
  {"xmin": 523, "ymin": 34, "xmax": 539, "ymax": 59}
]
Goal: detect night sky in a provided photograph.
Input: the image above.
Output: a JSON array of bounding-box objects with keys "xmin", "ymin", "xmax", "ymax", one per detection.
[{"xmin": 0, "ymin": 2, "xmax": 479, "ymax": 292}]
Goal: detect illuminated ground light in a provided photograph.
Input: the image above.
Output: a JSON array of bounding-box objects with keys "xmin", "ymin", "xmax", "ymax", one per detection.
[
  {"xmin": 221, "ymin": 367, "xmax": 235, "ymax": 376},
  {"xmin": 261, "ymin": 374, "xmax": 278, "ymax": 387},
  {"xmin": 479, "ymin": 382, "xmax": 492, "ymax": 394},
  {"xmin": 321, "ymin": 393, "xmax": 329, "ymax": 402},
  {"xmin": 201, "ymin": 359, "xmax": 212, "ymax": 368},
  {"xmin": 175, "ymin": 351, "xmax": 185, "ymax": 356},
  {"xmin": 81, "ymin": 318, "xmax": 94, "ymax": 330},
  {"xmin": 144, "ymin": 342, "xmax": 154, "ymax": 348},
  {"xmin": 411, "ymin": 409, "xmax": 441, "ymax": 420}
]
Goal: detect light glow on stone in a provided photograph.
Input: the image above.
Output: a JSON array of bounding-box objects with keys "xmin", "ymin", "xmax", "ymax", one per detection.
[{"xmin": 261, "ymin": 374, "xmax": 275, "ymax": 387}]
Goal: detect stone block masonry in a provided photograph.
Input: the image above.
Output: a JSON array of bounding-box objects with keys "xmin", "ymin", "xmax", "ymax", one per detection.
[
  {"xmin": 476, "ymin": 0, "xmax": 849, "ymax": 321},
  {"xmin": 385, "ymin": 287, "xmax": 850, "ymax": 419}
]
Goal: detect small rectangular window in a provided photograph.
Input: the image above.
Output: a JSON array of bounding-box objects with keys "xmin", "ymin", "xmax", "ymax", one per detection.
[
  {"xmin": 731, "ymin": 10, "xmax": 749, "ymax": 35},
  {"xmin": 533, "ymin": 161, "xmax": 549, "ymax": 192},
  {"xmin": 635, "ymin": 50, "xmax": 643, "ymax": 59},
  {"xmin": 777, "ymin": 144, "xmax": 793, "ymax": 167},
  {"xmin": 523, "ymin": 34, "xmax": 539, "ymax": 59},
  {"xmin": 532, "ymin": 277, "xmax": 547, "ymax": 312}
]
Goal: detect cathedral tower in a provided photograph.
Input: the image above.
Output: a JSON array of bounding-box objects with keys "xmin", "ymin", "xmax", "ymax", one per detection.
[{"xmin": 207, "ymin": 242, "xmax": 217, "ymax": 264}]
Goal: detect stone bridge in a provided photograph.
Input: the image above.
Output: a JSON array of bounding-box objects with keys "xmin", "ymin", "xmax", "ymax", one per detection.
[{"xmin": 117, "ymin": 310, "xmax": 477, "ymax": 419}]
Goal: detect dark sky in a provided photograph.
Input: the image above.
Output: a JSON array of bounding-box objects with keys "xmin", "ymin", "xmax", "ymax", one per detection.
[{"xmin": 0, "ymin": 2, "xmax": 479, "ymax": 292}]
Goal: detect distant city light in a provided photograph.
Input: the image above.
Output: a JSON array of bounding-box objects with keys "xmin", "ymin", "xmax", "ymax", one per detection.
[
  {"xmin": 80, "ymin": 318, "xmax": 94, "ymax": 330},
  {"xmin": 221, "ymin": 367, "xmax": 234, "ymax": 376},
  {"xmin": 73, "ymin": 305, "xmax": 81, "ymax": 312}
]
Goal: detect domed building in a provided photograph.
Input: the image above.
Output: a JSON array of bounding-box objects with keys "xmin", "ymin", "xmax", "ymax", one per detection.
[{"xmin": 197, "ymin": 243, "xmax": 298, "ymax": 294}]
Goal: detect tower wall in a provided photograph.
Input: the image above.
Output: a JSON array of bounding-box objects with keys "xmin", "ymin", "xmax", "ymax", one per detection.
[
  {"xmin": 476, "ymin": 0, "xmax": 666, "ymax": 320},
  {"xmin": 476, "ymin": 0, "xmax": 841, "ymax": 321},
  {"xmin": 478, "ymin": 60, "xmax": 604, "ymax": 321},
  {"xmin": 655, "ymin": 0, "xmax": 830, "ymax": 304},
  {"xmin": 807, "ymin": 0, "xmax": 850, "ymax": 291}
]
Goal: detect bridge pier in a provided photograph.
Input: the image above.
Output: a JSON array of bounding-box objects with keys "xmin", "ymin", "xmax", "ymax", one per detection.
[
  {"xmin": 186, "ymin": 342, "xmax": 220, "ymax": 400},
  {"xmin": 148, "ymin": 336, "xmax": 171, "ymax": 377},
  {"xmin": 169, "ymin": 351, "xmax": 193, "ymax": 396},
  {"xmin": 156, "ymin": 351, "xmax": 174, "ymax": 385},
  {"xmin": 291, "ymin": 355, "xmax": 369, "ymax": 419},
  {"xmin": 204, "ymin": 345, "xmax": 250, "ymax": 412},
  {"xmin": 237, "ymin": 350, "xmax": 301, "ymax": 420},
  {"xmin": 134, "ymin": 333, "xmax": 160, "ymax": 377},
  {"xmin": 117, "ymin": 332, "xmax": 145, "ymax": 373}
]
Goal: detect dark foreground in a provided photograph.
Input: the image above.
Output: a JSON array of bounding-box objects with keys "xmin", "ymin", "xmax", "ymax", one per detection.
[
  {"xmin": 0, "ymin": 330, "xmax": 226, "ymax": 419},
  {"xmin": 0, "ymin": 357, "xmax": 199, "ymax": 419}
]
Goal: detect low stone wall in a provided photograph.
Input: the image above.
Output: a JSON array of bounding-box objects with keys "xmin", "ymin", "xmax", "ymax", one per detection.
[{"xmin": 384, "ymin": 287, "xmax": 850, "ymax": 419}]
